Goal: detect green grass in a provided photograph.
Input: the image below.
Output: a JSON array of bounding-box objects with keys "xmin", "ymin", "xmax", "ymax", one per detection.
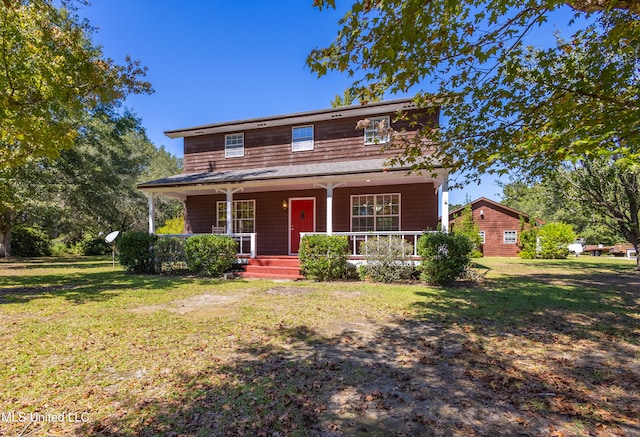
[{"xmin": 0, "ymin": 255, "xmax": 638, "ymax": 436}]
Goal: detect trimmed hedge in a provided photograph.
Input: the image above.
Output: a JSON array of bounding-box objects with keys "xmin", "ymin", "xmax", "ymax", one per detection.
[
  {"xmin": 417, "ymin": 232, "xmax": 473, "ymax": 285},
  {"xmin": 184, "ymin": 234, "xmax": 237, "ymax": 276},
  {"xmin": 299, "ymin": 235, "xmax": 349, "ymax": 281},
  {"xmin": 117, "ymin": 231, "xmax": 157, "ymax": 273}
]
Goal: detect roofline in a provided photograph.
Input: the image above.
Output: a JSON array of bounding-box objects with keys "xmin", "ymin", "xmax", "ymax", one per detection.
[
  {"xmin": 164, "ymin": 97, "xmax": 436, "ymax": 139},
  {"xmin": 449, "ymin": 197, "xmax": 543, "ymax": 222},
  {"xmin": 138, "ymin": 163, "xmax": 444, "ymax": 191}
]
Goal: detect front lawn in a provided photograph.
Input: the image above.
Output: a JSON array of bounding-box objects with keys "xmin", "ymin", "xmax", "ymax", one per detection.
[{"xmin": 0, "ymin": 256, "xmax": 638, "ymax": 436}]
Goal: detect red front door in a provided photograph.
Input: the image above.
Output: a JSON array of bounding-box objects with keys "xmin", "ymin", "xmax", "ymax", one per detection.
[{"xmin": 290, "ymin": 199, "xmax": 315, "ymax": 254}]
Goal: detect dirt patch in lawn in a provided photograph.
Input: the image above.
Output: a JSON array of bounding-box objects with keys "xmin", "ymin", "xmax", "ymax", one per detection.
[
  {"xmin": 265, "ymin": 286, "xmax": 317, "ymax": 296},
  {"xmin": 272, "ymin": 316, "xmax": 640, "ymax": 436},
  {"xmin": 129, "ymin": 293, "xmax": 244, "ymax": 318}
]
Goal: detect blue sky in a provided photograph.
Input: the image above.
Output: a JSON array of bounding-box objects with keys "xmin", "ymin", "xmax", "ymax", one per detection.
[{"xmin": 79, "ymin": 1, "xmax": 578, "ymax": 205}]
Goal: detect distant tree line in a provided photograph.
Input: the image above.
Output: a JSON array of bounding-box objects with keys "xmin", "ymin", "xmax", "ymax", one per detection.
[{"xmin": 0, "ymin": 1, "xmax": 182, "ymax": 257}]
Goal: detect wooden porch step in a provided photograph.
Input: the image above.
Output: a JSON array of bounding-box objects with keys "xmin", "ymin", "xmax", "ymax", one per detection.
[
  {"xmin": 236, "ymin": 271, "xmax": 305, "ymax": 280},
  {"xmin": 237, "ymin": 256, "xmax": 304, "ymax": 280},
  {"xmin": 246, "ymin": 257, "xmax": 301, "ymax": 267}
]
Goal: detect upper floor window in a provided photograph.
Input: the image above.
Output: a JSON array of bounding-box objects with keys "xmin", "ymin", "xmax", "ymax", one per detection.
[
  {"xmin": 364, "ymin": 116, "xmax": 390, "ymax": 145},
  {"xmin": 225, "ymin": 133, "xmax": 244, "ymax": 158},
  {"xmin": 504, "ymin": 230, "xmax": 517, "ymax": 244},
  {"xmin": 292, "ymin": 125, "xmax": 314, "ymax": 152}
]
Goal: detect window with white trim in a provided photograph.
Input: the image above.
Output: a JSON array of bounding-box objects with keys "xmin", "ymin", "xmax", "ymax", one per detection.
[
  {"xmin": 292, "ymin": 125, "xmax": 314, "ymax": 152},
  {"xmin": 364, "ymin": 116, "xmax": 390, "ymax": 145},
  {"xmin": 216, "ymin": 200, "xmax": 255, "ymax": 233},
  {"xmin": 479, "ymin": 231, "xmax": 486, "ymax": 244},
  {"xmin": 504, "ymin": 230, "xmax": 517, "ymax": 244},
  {"xmin": 351, "ymin": 193, "xmax": 400, "ymax": 232},
  {"xmin": 225, "ymin": 133, "xmax": 244, "ymax": 158}
]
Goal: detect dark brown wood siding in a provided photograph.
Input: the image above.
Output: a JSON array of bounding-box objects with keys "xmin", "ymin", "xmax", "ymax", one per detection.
[
  {"xmin": 253, "ymin": 189, "xmax": 326, "ymax": 256},
  {"xmin": 183, "ymin": 109, "xmax": 437, "ymax": 173},
  {"xmin": 184, "ymin": 195, "xmax": 219, "ymax": 233},
  {"xmin": 333, "ymin": 183, "xmax": 438, "ymax": 232},
  {"xmin": 184, "ymin": 182, "xmax": 437, "ymax": 255},
  {"xmin": 450, "ymin": 199, "xmax": 522, "ymax": 257}
]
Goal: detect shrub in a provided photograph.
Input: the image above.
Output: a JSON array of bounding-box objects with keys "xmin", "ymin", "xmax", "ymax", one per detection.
[
  {"xmin": 452, "ymin": 204, "xmax": 483, "ymax": 258},
  {"xmin": 154, "ymin": 237, "xmax": 188, "ymax": 274},
  {"xmin": 518, "ymin": 228, "xmax": 539, "ymax": 259},
  {"xmin": 156, "ymin": 215, "xmax": 185, "ymax": 235},
  {"xmin": 359, "ymin": 236, "xmax": 415, "ymax": 283},
  {"xmin": 518, "ymin": 216, "xmax": 539, "ymax": 259},
  {"xmin": 538, "ymin": 222, "xmax": 576, "ymax": 259},
  {"xmin": 82, "ymin": 236, "xmax": 111, "ymax": 256},
  {"xmin": 117, "ymin": 231, "xmax": 156, "ymax": 273},
  {"xmin": 299, "ymin": 235, "xmax": 349, "ymax": 281},
  {"xmin": 50, "ymin": 238, "xmax": 72, "ymax": 256},
  {"xmin": 184, "ymin": 234, "xmax": 237, "ymax": 276},
  {"xmin": 417, "ymin": 232, "xmax": 473, "ymax": 285},
  {"xmin": 11, "ymin": 226, "xmax": 51, "ymax": 257}
]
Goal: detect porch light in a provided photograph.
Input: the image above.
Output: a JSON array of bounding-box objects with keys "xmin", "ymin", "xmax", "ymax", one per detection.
[
  {"xmin": 282, "ymin": 200, "xmax": 288, "ymax": 210},
  {"xmin": 480, "ymin": 209, "xmax": 485, "ymax": 218}
]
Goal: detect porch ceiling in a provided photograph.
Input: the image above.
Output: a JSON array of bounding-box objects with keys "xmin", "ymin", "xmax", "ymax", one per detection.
[{"xmin": 138, "ymin": 158, "xmax": 447, "ymax": 199}]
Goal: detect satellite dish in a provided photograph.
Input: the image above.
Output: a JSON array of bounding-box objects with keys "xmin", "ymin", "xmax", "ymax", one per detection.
[
  {"xmin": 105, "ymin": 231, "xmax": 120, "ymax": 244},
  {"xmin": 105, "ymin": 231, "xmax": 120, "ymax": 268}
]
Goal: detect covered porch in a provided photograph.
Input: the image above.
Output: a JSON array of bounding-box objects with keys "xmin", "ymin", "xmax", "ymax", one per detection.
[{"xmin": 138, "ymin": 158, "xmax": 450, "ymax": 258}]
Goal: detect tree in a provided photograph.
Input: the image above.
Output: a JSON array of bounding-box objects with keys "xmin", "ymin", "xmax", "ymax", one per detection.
[
  {"xmin": 330, "ymin": 89, "xmax": 357, "ymax": 107},
  {"xmin": 560, "ymin": 157, "xmax": 640, "ymax": 269},
  {"xmin": 537, "ymin": 222, "xmax": 576, "ymax": 259},
  {"xmin": 308, "ymin": 2, "xmax": 639, "ymax": 181},
  {"xmin": 309, "ymin": 1, "xmax": 639, "ymax": 269},
  {"xmin": 0, "ymin": 166, "xmax": 33, "ymax": 256},
  {"xmin": 330, "ymin": 89, "xmax": 381, "ymax": 107},
  {"xmin": 451, "ymin": 204, "xmax": 483, "ymax": 257},
  {"xmin": 0, "ymin": 0, "xmax": 151, "ymax": 170},
  {"xmin": 0, "ymin": 109, "xmax": 182, "ymax": 257},
  {"xmin": 501, "ymin": 161, "xmax": 638, "ymax": 268},
  {"xmin": 501, "ymin": 180, "xmax": 623, "ymax": 245}
]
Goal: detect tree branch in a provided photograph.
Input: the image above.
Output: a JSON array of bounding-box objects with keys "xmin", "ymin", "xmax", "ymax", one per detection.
[{"xmin": 567, "ymin": 0, "xmax": 640, "ymax": 14}]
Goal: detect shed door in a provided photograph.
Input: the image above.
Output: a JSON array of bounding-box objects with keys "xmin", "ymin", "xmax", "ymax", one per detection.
[{"xmin": 290, "ymin": 198, "xmax": 315, "ymax": 254}]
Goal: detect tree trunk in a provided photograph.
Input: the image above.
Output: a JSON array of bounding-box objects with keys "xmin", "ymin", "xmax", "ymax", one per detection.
[
  {"xmin": 0, "ymin": 209, "xmax": 14, "ymax": 258},
  {"xmin": 0, "ymin": 227, "xmax": 11, "ymax": 258}
]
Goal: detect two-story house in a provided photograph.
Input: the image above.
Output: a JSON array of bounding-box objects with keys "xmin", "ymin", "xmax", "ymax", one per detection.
[{"xmin": 138, "ymin": 97, "xmax": 450, "ymax": 259}]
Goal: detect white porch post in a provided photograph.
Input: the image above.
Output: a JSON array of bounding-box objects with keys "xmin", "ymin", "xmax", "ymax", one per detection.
[
  {"xmin": 148, "ymin": 193, "xmax": 156, "ymax": 235},
  {"xmin": 226, "ymin": 189, "xmax": 233, "ymax": 235},
  {"xmin": 316, "ymin": 182, "xmax": 345, "ymax": 235},
  {"xmin": 216, "ymin": 188, "xmax": 243, "ymax": 235},
  {"xmin": 441, "ymin": 175, "xmax": 449, "ymax": 232},
  {"xmin": 326, "ymin": 182, "xmax": 333, "ymax": 235}
]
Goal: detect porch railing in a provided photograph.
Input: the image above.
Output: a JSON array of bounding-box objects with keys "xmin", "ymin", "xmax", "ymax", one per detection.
[
  {"xmin": 157, "ymin": 233, "xmax": 257, "ymax": 258},
  {"xmin": 299, "ymin": 231, "xmax": 429, "ymax": 257}
]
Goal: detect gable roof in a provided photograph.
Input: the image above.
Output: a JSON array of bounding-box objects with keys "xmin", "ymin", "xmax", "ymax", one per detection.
[
  {"xmin": 164, "ymin": 97, "xmax": 435, "ymax": 139},
  {"xmin": 449, "ymin": 197, "xmax": 543, "ymax": 223}
]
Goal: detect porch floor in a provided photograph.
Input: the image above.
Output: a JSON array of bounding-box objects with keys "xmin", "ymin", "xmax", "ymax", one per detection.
[{"xmin": 236, "ymin": 256, "xmax": 304, "ymax": 281}]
